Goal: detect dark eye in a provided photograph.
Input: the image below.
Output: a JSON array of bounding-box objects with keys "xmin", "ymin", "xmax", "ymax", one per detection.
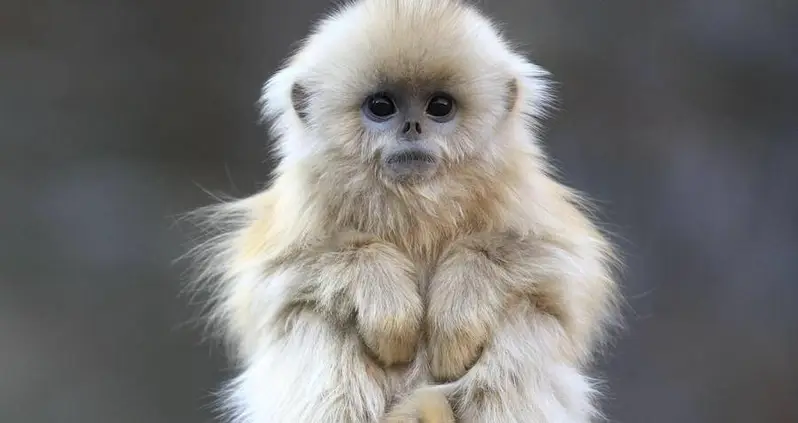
[
  {"xmin": 364, "ymin": 93, "xmax": 397, "ymax": 120},
  {"xmin": 426, "ymin": 94, "xmax": 455, "ymax": 119}
]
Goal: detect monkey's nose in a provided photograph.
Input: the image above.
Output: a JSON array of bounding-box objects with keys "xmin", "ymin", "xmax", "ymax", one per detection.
[{"xmin": 402, "ymin": 121, "xmax": 422, "ymax": 135}]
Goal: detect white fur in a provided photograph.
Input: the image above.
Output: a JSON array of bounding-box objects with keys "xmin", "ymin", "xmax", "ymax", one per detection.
[{"xmin": 187, "ymin": 1, "xmax": 621, "ymax": 422}]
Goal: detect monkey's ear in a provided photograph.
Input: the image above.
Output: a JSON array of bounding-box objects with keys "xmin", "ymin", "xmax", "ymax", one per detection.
[
  {"xmin": 290, "ymin": 82, "xmax": 310, "ymax": 123},
  {"xmin": 504, "ymin": 78, "xmax": 520, "ymax": 114}
]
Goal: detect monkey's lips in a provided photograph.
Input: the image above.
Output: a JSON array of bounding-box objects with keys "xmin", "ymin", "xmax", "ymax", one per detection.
[{"xmin": 382, "ymin": 148, "xmax": 438, "ymax": 181}]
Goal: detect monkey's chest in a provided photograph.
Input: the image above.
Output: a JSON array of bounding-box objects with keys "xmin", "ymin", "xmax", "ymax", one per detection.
[{"xmin": 391, "ymin": 238, "xmax": 453, "ymax": 295}]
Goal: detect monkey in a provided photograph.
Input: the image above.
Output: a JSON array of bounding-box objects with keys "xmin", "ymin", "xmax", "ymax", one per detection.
[{"xmin": 185, "ymin": 0, "xmax": 622, "ymax": 422}]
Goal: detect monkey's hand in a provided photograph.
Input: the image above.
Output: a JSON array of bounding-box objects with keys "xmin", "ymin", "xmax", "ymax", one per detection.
[
  {"xmin": 296, "ymin": 232, "xmax": 424, "ymax": 366},
  {"xmin": 344, "ymin": 234, "xmax": 424, "ymax": 366},
  {"xmin": 382, "ymin": 386, "xmax": 455, "ymax": 423},
  {"xmin": 425, "ymin": 234, "xmax": 523, "ymax": 382}
]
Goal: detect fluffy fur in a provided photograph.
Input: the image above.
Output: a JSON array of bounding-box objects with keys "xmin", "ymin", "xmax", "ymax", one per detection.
[{"xmin": 186, "ymin": 0, "xmax": 622, "ymax": 422}]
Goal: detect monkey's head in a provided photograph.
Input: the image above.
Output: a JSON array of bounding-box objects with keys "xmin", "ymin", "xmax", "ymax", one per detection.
[{"xmin": 262, "ymin": 0, "xmax": 550, "ymax": 189}]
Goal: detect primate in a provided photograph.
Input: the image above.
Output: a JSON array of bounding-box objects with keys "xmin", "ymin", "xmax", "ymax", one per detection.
[{"xmin": 187, "ymin": 0, "xmax": 621, "ymax": 421}]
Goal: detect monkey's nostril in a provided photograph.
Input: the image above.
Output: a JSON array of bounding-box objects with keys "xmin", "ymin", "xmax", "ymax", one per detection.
[
  {"xmin": 402, "ymin": 122, "xmax": 411, "ymax": 133},
  {"xmin": 415, "ymin": 122, "xmax": 422, "ymax": 133}
]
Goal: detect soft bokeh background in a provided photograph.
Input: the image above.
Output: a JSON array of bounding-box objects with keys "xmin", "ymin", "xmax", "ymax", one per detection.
[{"xmin": 2, "ymin": 0, "xmax": 797, "ymax": 422}]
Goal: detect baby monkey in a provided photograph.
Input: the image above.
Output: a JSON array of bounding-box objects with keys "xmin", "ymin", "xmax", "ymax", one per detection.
[{"xmin": 188, "ymin": 0, "xmax": 621, "ymax": 422}]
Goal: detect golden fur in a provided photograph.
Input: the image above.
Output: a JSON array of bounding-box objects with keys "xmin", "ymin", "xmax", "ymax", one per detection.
[{"xmin": 186, "ymin": 0, "xmax": 622, "ymax": 422}]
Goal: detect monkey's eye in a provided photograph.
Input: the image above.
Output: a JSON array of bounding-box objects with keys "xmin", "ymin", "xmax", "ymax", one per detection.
[
  {"xmin": 364, "ymin": 93, "xmax": 397, "ymax": 121},
  {"xmin": 425, "ymin": 94, "xmax": 455, "ymax": 121}
]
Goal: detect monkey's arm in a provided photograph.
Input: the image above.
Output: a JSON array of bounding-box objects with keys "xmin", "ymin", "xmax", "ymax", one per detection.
[
  {"xmin": 425, "ymin": 229, "xmax": 618, "ymax": 422},
  {"xmin": 282, "ymin": 232, "xmax": 424, "ymax": 366},
  {"xmin": 225, "ymin": 232, "xmax": 423, "ymax": 422}
]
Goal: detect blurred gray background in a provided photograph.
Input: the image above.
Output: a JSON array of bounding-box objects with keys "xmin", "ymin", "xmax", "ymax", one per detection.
[{"xmin": 2, "ymin": 0, "xmax": 797, "ymax": 422}]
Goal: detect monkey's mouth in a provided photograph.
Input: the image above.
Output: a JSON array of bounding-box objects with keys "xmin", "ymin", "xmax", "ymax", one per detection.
[
  {"xmin": 382, "ymin": 148, "xmax": 439, "ymax": 181},
  {"xmin": 384, "ymin": 150, "xmax": 437, "ymax": 165}
]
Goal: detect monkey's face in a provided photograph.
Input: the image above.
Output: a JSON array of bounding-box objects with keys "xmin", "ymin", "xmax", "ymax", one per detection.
[
  {"xmin": 291, "ymin": 66, "xmax": 520, "ymax": 187},
  {"xmin": 305, "ymin": 68, "xmax": 520, "ymax": 187},
  {"xmin": 359, "ymin": 87, "xmax": 456, "ymax": 183}
]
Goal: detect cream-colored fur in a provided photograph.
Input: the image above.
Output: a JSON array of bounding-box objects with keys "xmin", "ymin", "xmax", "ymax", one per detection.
[{"xmin": 186, "ymin": 0, "xmax": 621, "ymax": 422}]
